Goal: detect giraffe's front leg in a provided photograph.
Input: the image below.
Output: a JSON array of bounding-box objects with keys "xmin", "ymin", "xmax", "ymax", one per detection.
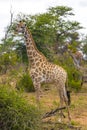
[
  {"xmin": 30, "ymin": 72, "xmax": 41, "ymax": 104},
  {"xmin": 34, "ymin": 82, "xmax": 41, "ymax": 104}
]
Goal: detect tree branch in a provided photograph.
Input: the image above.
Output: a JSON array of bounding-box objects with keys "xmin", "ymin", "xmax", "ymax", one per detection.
[{"xmin": 42, "ymin": 106, "xmax": 66, "ymax": 119}]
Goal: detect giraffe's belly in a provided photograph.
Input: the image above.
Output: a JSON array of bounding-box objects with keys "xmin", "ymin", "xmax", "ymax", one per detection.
[
  {"xmin": 30, "ymin": 69, "xmax": 54, "ymax": 84},
  {"xmin": 41, "ymin": 66, "xmax": 67, "ymax": 84},
  {"xmin": 41, "ymin": 72, "xmax": 56, "ymax": 84},
  {"xmin": 30, "ymin": 64, "xmax": 67, "ymax": 84}
]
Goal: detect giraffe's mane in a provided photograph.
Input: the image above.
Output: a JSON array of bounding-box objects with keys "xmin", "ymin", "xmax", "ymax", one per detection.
[{"xmin": 26, "ymin": 27, "xmax": 47, "ymax": 61}]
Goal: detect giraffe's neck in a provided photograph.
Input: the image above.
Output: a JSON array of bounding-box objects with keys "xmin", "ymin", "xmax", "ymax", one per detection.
[{"xmin": 23, "ymin": 27, "xmax": 46, "ymax": 65}]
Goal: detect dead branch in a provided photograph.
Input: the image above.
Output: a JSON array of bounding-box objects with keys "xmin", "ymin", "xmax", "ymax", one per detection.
[
  {"xmin": 68, "ymin": 124, "xmax": 82, "ymax": 130},
  {"xmin": 4, "ymin": 5, "xmax": 13, "ymax": 40},
  {"xmin": 42, "ymin": 106, "xmax": 66, "ymax": 119}
]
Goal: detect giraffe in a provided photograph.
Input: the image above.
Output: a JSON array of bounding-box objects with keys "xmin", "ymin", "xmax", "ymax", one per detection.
[{"xmin": 15, "ymin": 21, "xmax": 71, "ymax": 122}]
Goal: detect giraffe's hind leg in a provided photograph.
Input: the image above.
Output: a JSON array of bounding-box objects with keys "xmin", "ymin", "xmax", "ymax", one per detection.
[
  {"xmin": 64, "ymin": 100, "xmax": 71, "ymax": 123},
  {"xmin": 57, "ymin": 83, "xmax": 71, "ymax": 123},
  {"xmin": 58, "ymin": 89, "xmax": 65, "ymax": 122},
  {"xmin": 63, "ymin": 87, "xmax": 71, "ymax": 123}
]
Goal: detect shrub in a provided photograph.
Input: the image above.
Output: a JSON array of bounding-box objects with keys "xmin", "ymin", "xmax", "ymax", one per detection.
[
  {"xmin": 0, "ymin": 85, "xmax": 42, "ymax": 130},
  {"xmin": 68, "ymin": 80, "xmax": 81, "ymax": 92},
  {"xmin": 0, "ymin": 52, "xmax": 18, "ymax": 74},
  {"xmin": 65, "ymin": 66, "xmax": 82, "ymax": 91},
  {"xmin": 16, "ymin": 73, "xmax": 35, "ymax": 92},
  {"xmin": 53, "ymin": 53, "xmax": 82, "ymax": 91}
]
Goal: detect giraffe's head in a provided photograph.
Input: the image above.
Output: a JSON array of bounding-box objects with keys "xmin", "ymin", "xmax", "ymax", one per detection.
[{"xmin": 15, "ymin": 21, "xmax": 26, "ymax": 34}]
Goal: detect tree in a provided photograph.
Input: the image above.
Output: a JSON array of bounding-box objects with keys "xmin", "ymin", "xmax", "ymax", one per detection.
[
  {"xmin": 0, "ymin": 5, "xmax": 84, "ymax": 91},
  {"xmin": 10, "ymin": 6, "xmax": 82, "ymax": 58},
  {"xmin": 82, "ymin": 35, "xmax": 87, "ymax": 55},
  {"xmin": 1, "ymin": 5, "xmax": 83, "ymax": 62}
]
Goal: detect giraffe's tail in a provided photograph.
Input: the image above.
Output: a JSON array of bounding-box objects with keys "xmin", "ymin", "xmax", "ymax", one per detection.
[{"xmin": 65, "ymin": 76, "xmax": 71, "ymax": 106}]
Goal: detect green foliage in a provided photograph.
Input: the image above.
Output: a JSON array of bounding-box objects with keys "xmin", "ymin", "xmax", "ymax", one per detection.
[
  {"xmin": 83, "ymin": 43, "xmax": 87, "ymax": 55},
  {"xmin": 0, "ymin": 52, "xmax": 18, "ymax": 73},
  {"xmin": 48, "ymin": 6, "xmax": 74, "ymax": 16},
  {"xmin": 0, "ymin": 85, "xmax": 42, "ymax": 130},
  {"xmin": 82, "ymin": 35, "xmax": 87, "ymax": 55},
  {"xmin": 1, "ymin": 37, "xmax": 15, "ymax": 53},
  {"xmin": 65, "ymin": 63, "xmax": 82, "ymax": 91},
  {"xmin": 16, "ymin": 73, "xmax": 35, "ymax": 92},
  {"xmin": 10, "ymin": 5, "xmax": 82, "ymax": 61},
  {"xmin": 0, "ymin": 5, "xmax": 84, "ymax": 92},
  {"xmin": 0, "ymin": 5, "xmax": 83, "ymax": 63},
  {"xmin": 53, "ymin": 53, "xmax": 82, "ymax": 91},
  {"xmin": 16, "ymin": 42, "xmax": 28, "ymax": 63},
  {"xmin": 69, "ymin": 80, "xmax": 81, "ymax": 92}
]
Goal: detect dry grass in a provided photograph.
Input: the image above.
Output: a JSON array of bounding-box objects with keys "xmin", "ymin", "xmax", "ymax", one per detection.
[
  {"xmin": 0, "ymin": 72, "xmax": 87, "ymax": 130},
  {"xmin": 23, "ymin": 83, "xmax": 87, "ymax": 130}
]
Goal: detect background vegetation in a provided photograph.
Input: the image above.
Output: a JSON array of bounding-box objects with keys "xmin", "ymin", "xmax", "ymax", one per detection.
[{"xmin": 0, "ymin": 5, "xmax": 87, "ymax": 129}]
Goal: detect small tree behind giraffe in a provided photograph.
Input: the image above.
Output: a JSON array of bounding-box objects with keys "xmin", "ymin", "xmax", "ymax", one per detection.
[{"xmin": 15, "ymin": 21, "xmax": 71, "ymax": 122}]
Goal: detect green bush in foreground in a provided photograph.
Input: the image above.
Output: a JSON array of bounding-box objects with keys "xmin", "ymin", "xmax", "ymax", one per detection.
[
  {"xmin": 0, "ymin": 85, "xmax": 42, "ymax": 130},
  {"xmin": 16, "ymin": 73, "xmax": 35, "ymax": 92}
]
